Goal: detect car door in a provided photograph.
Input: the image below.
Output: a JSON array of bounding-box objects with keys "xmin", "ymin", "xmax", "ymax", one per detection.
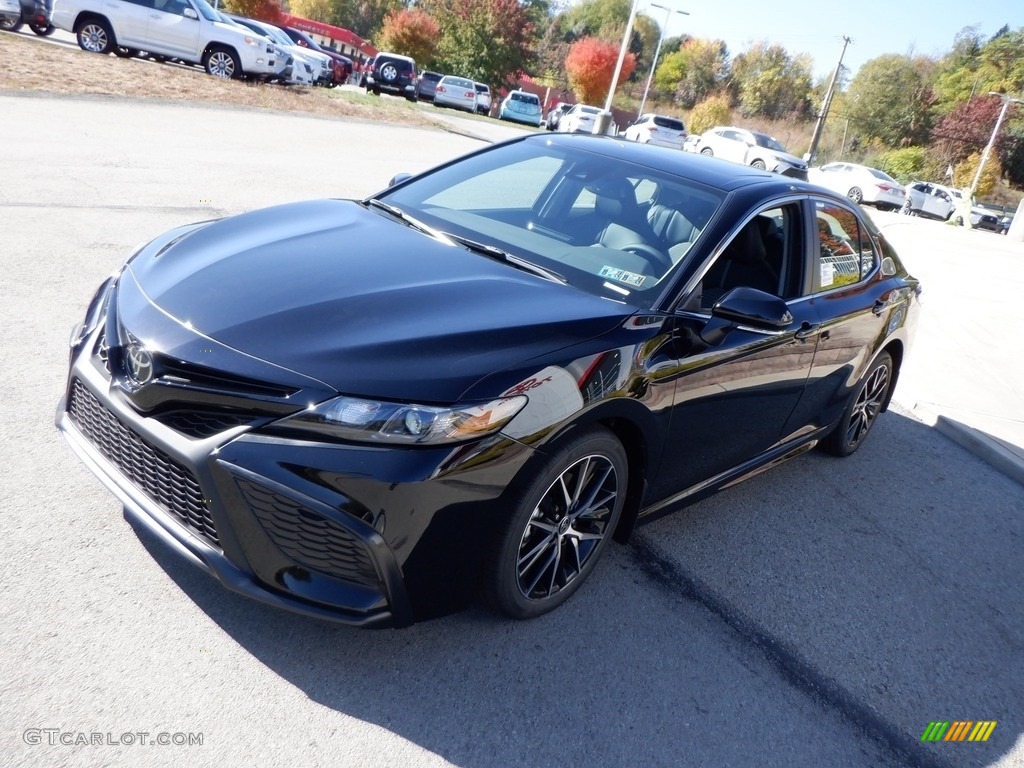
[
  {"xmin": 780, "ymin": 197, "xmax": 895, "ymax": 435},
  {"xmin": 643, "ymin": 200, "xmax": 822, "ymax": 504},
  {"xmin": 146, "ymin": 0, "xmax": 201, "ymax": 59},
  {"xmin": 111, "ymin": 0, "xmax": 155, "ymax": 47}
]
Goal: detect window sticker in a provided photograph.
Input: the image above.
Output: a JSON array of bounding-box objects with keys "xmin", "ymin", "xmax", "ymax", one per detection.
[
  {"xmin": 820, "ymin": 261, "xmax": 835, "ymax": 288},
  {"xmin": 599, "ymin": 265, "xmax": 645, "ymax": 287}
]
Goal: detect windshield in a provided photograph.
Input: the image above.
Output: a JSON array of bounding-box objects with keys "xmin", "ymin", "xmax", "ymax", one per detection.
[
  {"xmin": 378, "ymin": 139, "xmax": 724, "ymax": 308},
  {"xmin": 192, "ymin": 0, "xmax": 219, "ymax": 22},
  {"xmin": 753, "ymin": 133, "xmax": 787, "ymax": 152}
]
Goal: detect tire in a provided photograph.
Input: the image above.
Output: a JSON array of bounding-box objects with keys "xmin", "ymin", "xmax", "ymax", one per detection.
[
  {"xmin": 822, "ymin": 351, "xmax": 893, "ymax": 457},
  {"xmin": 484, "ymin": 427, "xmax": 627, "ymax": 619},
  {"xmin": 76, "ymin": 18, "xmax": 114, "ymax": 54},
  {"xmin": 0, "ymin": 17, "xmax": 23, "ymax": 32},
  {"xmin": 30, "ymin": 22, "xmax": 55, "ymax": 36},
  {"xmin": 751, "ymin": 159, "xmax": 766, "ymax": 170},
  {"xmin": 113, "ymin": 47, "xmax": 139, "ymax": 58},
  {"xmin": 846, "ymin": 186, "xmax": 863, "ymax": 204},
  {"xmin": 371, "ymin": 86, "xmax": 380, "ymax": 96},
  {"xmin": 203, "ymin": 47, "xmax": 240, "ymax": 79},
  {"xmin": 380, "ymin": 63, "xmax": 398, "ymax": 82},
  {"xmin": 700, "ymin": 147, "xmax": 713, "ymax": 156}
]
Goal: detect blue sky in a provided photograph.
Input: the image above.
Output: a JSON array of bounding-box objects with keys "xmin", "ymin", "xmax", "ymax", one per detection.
[{"xmin": 598, "ymin": 0, "xmax": 1024, "ymax": 82}]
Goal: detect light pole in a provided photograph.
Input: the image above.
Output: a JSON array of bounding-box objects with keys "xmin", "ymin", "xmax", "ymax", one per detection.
[
  {"xmin": 597, "ymin": 0, "xmax": 642, "ymax": 133},
  {"xmin": 967, "ymin": 92, "xmax": 1023, "ymax": 202},
  {"xmin": 636, "ymin": 3, "xmax": 688, "ymax": 119}
]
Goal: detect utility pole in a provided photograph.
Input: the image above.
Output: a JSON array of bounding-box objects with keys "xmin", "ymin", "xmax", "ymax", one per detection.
[
  {"xmin": 967, "ymin": 92, "xmax": 1022, "ymax": 202},
  {"xmin": 806, "ymin": 36, "xmax": 851, "ymax": 165},
  {"xmin": 637, "ymin": 4, "xmax": 689, "ymax": 119}
]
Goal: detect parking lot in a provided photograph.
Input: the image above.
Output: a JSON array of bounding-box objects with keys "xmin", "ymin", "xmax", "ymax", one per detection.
[{"xmin": 1, "ymin": 93, "xmax": 1022, "ymax": 768}]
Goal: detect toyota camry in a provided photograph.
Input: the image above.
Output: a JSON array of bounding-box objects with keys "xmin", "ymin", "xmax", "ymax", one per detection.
[{"xmin": 57, "ymin": 134, "xmax": 920, "ymax": 627}]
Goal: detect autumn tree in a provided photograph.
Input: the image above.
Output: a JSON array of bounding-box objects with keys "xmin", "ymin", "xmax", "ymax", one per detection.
[
  {"xmin": 286, "ymin": 0, "xmax": 332, "ymax": 24},
  {"xmin": 953, "ymin": 151, "xmax": 1001, "ymax": 197},
  {"xmin": 376, "ymin": 9, "xmax": 440, "ymax": 67},
  {"xmin": 687, "ymin": 94, "xmax": 731, "ymax": 134},
  {"xmin": 730, "ymin": 41, "xmax": 812, "ymax": 119},
  {"xmin": 845, "ymin": 54, "xmax": 935, "ymax": 147},
  {"xmin": 286, "ymin": 0, "xmax": 404, "ymax": 40},
  {"xmin": 653, "ymin": 38, "xmax": 729, "ymax": 108},
  {"xmin": 930, "ymin": 94, "xmax": 1004, "ymax": 165},
  {"xmin": 420, "ymin": 0, "xmax": 535, "ymax": 89},
  {"xmin": 565, "ymin": 36, "xmax": 636, "ymax": 105},
  {"xmin": 220, "ymin": 0, "xmax": 281, "ymax": 21}
]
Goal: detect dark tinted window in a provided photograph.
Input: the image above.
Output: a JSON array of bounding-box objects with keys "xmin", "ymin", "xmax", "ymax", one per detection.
[{"xmin": 652, "ymin": 116, "xmax": 685, "ymax": 131}]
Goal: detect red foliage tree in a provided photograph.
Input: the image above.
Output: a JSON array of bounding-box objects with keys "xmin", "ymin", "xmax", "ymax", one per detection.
[
  {"xmin": 931, "ymin": 94, "xmax": 1004, "ymax": 164},
  {"xmin": 564, "ymin": 37, "xmax": 636, "ymax": 106},
  {"xmin": 377, "ymin": 9, "xmax": 441, "ymax": 68}
]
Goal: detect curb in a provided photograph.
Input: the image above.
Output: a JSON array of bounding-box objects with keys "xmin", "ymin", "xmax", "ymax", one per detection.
[{"xmin": 899, "ymin": 402, "xmax": 1024, "ymax": 488}]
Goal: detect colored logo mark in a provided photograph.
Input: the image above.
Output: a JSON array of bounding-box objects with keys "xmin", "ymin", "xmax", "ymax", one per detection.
[{"xmin": 921, "ymin": 721, "xmax": 997, "ymax": 742}]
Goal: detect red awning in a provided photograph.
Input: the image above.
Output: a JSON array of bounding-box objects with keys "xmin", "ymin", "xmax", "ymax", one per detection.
[{"xmin": 279, "ymin": 13, "xmax": 377, "ymax": 56}]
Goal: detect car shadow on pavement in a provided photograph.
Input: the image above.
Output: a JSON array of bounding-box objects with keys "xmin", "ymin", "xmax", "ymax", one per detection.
[{"xmin": 131, "ymin": 409, "xmax": 1023, "ymax": 768}]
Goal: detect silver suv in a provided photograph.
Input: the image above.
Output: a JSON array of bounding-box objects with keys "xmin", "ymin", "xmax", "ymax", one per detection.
[{"xmin": 52, "ymin": 0, "xmax": 287, "ymax": 80}]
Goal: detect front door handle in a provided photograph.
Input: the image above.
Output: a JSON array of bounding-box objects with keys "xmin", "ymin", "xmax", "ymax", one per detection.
[
  {"xmin": 873, "ymin": 299, "xmax": 887, "ymax": 316},
  {"xmin": 794, "ymin": 322, "xmax": 820, "ymax": 341}
]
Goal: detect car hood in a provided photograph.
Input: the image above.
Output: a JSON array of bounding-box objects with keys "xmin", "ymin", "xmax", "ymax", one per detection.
[
  {"xmin": 126, "ymin": 199, "xmax": 633, "ymax": 402},
  {"xmin": 767, "ymin": 149, "xmax": 806, "ymax": 168}
]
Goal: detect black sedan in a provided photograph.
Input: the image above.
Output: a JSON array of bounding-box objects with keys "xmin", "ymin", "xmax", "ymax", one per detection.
[{"xmin": 57, "ymin": 134, "xmax": 920, "ymax": 627}]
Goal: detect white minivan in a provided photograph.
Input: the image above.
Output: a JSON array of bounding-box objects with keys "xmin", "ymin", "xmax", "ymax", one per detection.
[{"xmin": 52, "ymin": 0, "xmax": 287, "ymax": 80}]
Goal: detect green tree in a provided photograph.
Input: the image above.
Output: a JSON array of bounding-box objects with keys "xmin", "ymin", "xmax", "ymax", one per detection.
[
  {"xmin": 376, "ymin": 9, "xmax": 440, "ymax": 67},
  {"xmin": 730, "ymin": 41, "xmax": 812, "ymax": 119},
  {"xmin": 421, "ymin": 0, "xmax": 535, "ymax": 89},
  {"xmin": 653, "ymin": 38, "xmax": 728, "ymax": 109},
  {"xmin": 687, "ymin": 94, "xmax": 731, "ymax": 135},
  {"xmin": 845, "ymin": 54, "xmax": 935, "ymax": 147}
]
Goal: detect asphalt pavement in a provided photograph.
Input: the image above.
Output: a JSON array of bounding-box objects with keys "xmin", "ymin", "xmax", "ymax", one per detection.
[{"xmin": 0, "ymin": 92, "xmax": 1021, "ymax": 768}]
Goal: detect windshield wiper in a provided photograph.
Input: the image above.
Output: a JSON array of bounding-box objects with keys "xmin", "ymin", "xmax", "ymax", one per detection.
[
  {"xmin": 364, "ymin": 199, "xmax": 455, "ymax": 245},
  {"xmin": 442, "ymin": 233, "xmax": 566, "ymax": 284}
]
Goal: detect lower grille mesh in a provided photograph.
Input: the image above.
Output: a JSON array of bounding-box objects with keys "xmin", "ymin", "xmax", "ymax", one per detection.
[
  {"xmin": 68, "ymin": 379, "xmax": 220, "ymax": 547},
  {"xmin": 236, "ymin": 478, "xmax": 379, "ymax": 587}
]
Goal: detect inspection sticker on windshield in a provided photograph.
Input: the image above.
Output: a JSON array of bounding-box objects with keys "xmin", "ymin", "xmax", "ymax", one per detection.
[{"xmin": 599, "ymin": 266, "xmax": 645, "ymax": 287}]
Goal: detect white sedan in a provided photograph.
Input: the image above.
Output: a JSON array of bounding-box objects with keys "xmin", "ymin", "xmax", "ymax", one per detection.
[
  {"xmin": 807, "ymin": 162, "xmax": 906, "ymax": 210},
  {"xmin": 434, "ymin": 76, "xmax": 478, "ymax": 113},
  {"xmin": 557, "ymin": 104, "xmax": 616, "ymax": 136}
]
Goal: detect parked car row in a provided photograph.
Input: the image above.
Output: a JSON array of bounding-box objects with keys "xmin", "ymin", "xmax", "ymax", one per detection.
[
  {"xmin": 410, "ymin": 68, "xmax": 492, "ymax": 115},
  {"xmin": 45, "ymin": 0, "xmax": 351, "ymax": 86},
  {"xmin": 1, "ymin": 0, "xmax": 55, "ymax": 35}
]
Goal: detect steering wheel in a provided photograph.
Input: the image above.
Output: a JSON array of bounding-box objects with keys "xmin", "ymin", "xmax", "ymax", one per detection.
[{"xmin": 621, "ymin": 242, "xmax": 673, "ymax": 274}]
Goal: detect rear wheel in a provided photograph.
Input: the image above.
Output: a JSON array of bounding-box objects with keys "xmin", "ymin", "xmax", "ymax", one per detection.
[
  {"xmin": 113, "ymin": 47, "xmax": 139, "ymax": 58},
  {"xmin": 484, "ymin": 428, "xmax": 626, "ymax": 619},
  {"xmin": 76, "ymin": 19, "xmax": 114, "ymax": 54},
  {"xmin": 822, "ymin": 351, "xmax": 893, "ymax": 457},
  {"xmin": 30, "ymin": 22, "xmax": 55, "ymax": 36},
  {"xmin": 0, "ymin": 17, "xmax": 23, "ymax": 32},
  {"xmin": 751, "ymin": 159, "xmax": 766, "ymax": 170},
  {"xmin": 847, "ymin": 186, "xmax": 863, "ymax": 204},
  {"xmin": 700, "ymin": 147, "xmax": 713, "ymax": 156}
]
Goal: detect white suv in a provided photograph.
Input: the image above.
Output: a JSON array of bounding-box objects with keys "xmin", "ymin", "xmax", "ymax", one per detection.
[
  {"xmin": 52, "ymin": 0, "xmax": 287, "ymax": 80},
  {"xmin": 695, "ymin": 126, "xmax": 808, "ymax": 180}
]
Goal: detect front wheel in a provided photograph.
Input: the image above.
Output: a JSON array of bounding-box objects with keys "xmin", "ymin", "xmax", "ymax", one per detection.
[
  {"xmin": 700, "ymin": 147, "xmax": 713, "ymax": 156},
  {"xmin": 822, "ymin": 351, "xmax": 893, "ymax": 457},
  {"xmin": 751, "ymin": 159, "xmax": 766, "ymax": 170},
  {"xmin": 484, "ymin": 428, "xmax": 627, "ymax": 619},
  {"xmin": 203, "ymin": 47, "xmax": 240, "ymax": 79},
  {"xmin": 76, "ymin": 19, "xmax": 114, "ymax": 53}
]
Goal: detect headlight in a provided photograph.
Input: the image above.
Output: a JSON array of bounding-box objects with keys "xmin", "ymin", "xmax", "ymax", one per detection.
[
  {"xmin": 244, "ymin": 35, "xmax": 259, "ymax": 47},
  {"xmin": 278, "ymin": 395, "xmax": 527, "ymax": 445}
]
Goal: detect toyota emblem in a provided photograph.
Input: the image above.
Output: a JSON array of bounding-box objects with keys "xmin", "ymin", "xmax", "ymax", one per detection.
[{"xmin": 125, "ymin": 344, "xmax": 154, "ymax": 385}]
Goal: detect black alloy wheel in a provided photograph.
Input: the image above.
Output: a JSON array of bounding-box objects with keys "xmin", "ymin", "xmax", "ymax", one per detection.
[
  {"xmin": 485, "ymin": 428, "xmax": 626, "ymax": 619},
  {"xmin": 823, "ymin": 351, "xmax": 893, "ymax": 457}
]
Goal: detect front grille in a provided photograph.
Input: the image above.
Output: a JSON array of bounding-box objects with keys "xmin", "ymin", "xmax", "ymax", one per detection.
[
  {"xmin": 68, "ymin": 379, "xmax": 220, "ymax": 547},
  {"xmin": 237, "ymin": 477, "xmax": 379, "ymax": 588},
  {"xmin": 152, "ymin": 410, "xmax": 254, "ymax": 439}
]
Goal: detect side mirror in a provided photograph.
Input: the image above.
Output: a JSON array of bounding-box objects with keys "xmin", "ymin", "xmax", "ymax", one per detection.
[
  {"xmin": 700, "ymin": 287, "xmax": 793, "ymax": 344},
  {"xmin": 388, "ymin": 172, "xmax": 412, "ymax": 187},
  {"xmin": 183, "ymin": 7, "xmax": 197, "ymax": 18}
]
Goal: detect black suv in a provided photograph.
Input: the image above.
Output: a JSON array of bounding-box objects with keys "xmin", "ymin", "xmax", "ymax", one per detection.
[{"xmin": 367, "ymin": 52, "xmax": 418, "ymax": 101}]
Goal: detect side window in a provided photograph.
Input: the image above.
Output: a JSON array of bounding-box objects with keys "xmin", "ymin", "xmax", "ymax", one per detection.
[
  {"xmin": 814, "ymin": 202, "xmax": 877, "ymax": 291},
  {"xmin": 696, "ymin": 203, "xmax": 803, "ymax": 310}
]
